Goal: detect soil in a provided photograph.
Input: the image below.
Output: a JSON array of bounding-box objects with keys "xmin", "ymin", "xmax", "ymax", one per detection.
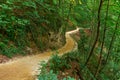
[
  {"xmin": 0, "ymin": 29, "xmax": 77, "ymax": 80},
  {"xmin": 0, "ymin": 28, "xmax": 83, "ymax": 80},
  {"xmin": 0, "ymin": 55, "xmax": 10, "ymax": 63},
  {"xmin": 0, "ymin": 27, "xmax": 82, "ymax": 64}
]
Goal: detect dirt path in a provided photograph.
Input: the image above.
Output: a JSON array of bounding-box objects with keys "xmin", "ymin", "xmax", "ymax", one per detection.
[{"xmin": 0, "ymin": 29, "xmax": 79, "ymax": 80}]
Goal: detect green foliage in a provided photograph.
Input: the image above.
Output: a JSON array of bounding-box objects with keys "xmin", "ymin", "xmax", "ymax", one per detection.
[
  {"xmin": 75, "ymin": 0, "xmax": 120, "ymax": 80},
  {"xmin": 38, "ymin": 61, "xmax": 58, "ymax": 80},
  {"xmin": 0, "ymin": 0, "xmax": 30, "ymax": 57},
  {"xmin": 63, "ymin": 76, "xmax": 75, "ymax": 80},
  {"xmin": 37, "ymin": 0, "xmax": 120, "ymax": 80},
  {"xmin": 0, "ymin": 42, "xmax": 19, "ymax": 57},
  {"xmin": 38, "ymin": 69, "xmax": 75, "ymax": 80},
  {"xmin": 0, "ymin": 0, "xmax": 70, "ymax": 56},
  {"xmin": 38, "ymin": 58, "xmax": 75, "ymax": 80},
  {"xmin": 0, "ymin": 40, "xmax": 26, "ymax": 57},
  {"xmin": 38, "ymin": 70, "xmax": 58, "ymax": 80},
  {"xmin": 48, "ymin": 53, "xmax": 71, "ymax": 73},
  {"xmin": 0, "ymin": 0, "xmax": 120, "ymax": 80}
]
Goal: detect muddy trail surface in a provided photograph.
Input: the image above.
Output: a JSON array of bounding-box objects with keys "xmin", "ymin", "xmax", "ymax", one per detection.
[{"xmin": 0, "ymin": 28, "xmax": 79, "ymax": 80}]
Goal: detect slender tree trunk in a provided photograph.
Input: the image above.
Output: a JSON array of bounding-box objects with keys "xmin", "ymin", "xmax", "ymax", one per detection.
[
  {"xmin": 94, "ymin": 0, "xmax": 110, "ymax": 78},
  {"xmin": 100, "ymin": 14, "xmax": 120, "ymax": 72},
  {"xmin": 85, "ymin": 0, "xmax": 103, "ymax": 66},
  {"xmin": 59, "ymin": 0, "xmax": 61, "ymax": 7}
]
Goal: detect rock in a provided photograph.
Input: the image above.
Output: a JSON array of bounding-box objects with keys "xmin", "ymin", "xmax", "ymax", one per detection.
[{"xmin": 26, "ymin": 46, "xmax": 33, "ymax": 54}]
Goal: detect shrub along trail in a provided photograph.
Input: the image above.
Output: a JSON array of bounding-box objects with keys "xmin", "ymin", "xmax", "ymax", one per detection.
[{"xmin": 0, "ymin": 28, "xmax": 79, "ymax": 80}]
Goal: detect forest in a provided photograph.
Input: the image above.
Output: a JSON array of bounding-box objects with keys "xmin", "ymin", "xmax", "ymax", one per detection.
[{"xmin": 0, "ymin": 0, "xmax": 120, "ymax": 80}]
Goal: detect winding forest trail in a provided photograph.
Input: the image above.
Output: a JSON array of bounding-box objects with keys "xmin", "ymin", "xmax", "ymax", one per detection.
[{"xmin": 0, "ymin": 28, "xmax": 79, "ymax": 80}]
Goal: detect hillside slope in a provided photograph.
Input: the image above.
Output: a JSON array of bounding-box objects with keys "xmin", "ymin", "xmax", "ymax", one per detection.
[{"xmin": 0, "ymin": 28, "xmax": 79, "ymax": 80}]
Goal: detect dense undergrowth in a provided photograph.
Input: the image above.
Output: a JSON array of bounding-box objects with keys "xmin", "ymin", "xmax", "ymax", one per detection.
[
  {"xmin": 38, "ymin": 0, "xmax": 120, "ymax": 80},
  {"xmin": 0, "ymin": 0, "xmax": 120, "ymax": 80},
  {"xmin": 38, "ymin": 31, "xmax": 120, "ymax": 80},
  {"xmin": 0, "ymin": 0, "xmax": 73, "ymax": 57}
]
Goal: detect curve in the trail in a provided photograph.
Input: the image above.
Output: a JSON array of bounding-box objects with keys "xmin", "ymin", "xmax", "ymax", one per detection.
[{"xmin": 0, "ymin": 28, "xmax": 79, "ymax": 80}]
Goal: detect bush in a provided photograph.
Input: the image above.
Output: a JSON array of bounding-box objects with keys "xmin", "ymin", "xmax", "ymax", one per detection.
[
  {"xmin": 38, "ymin": 70, "xmax": 58, "ymax": 80},
  {"xmin": 48, "ymin": 53, "xmax": 71, "ymax": 73},
  {"xmin": 0, "ymin": 0, "xmax": 67, "ymax": 57}
]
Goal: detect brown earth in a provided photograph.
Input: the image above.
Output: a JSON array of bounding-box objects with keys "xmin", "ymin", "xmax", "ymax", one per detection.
[
  {"xmin": 0, "ymin": 28, "xmax": 78, "ymax": 80},
  {"xmin": 0, "ymin": 55, "xmax": 10, "ymax": 63}
]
